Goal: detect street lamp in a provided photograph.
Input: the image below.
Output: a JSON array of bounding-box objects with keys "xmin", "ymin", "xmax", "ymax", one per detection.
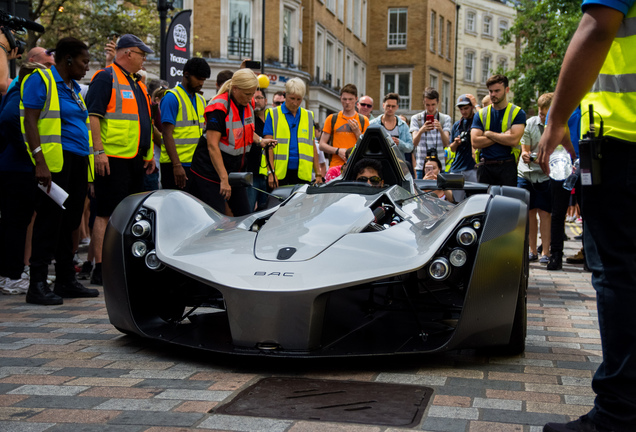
[{"xmin": 158, "ymin": 0, "xmax": 174, "ymax": 81}]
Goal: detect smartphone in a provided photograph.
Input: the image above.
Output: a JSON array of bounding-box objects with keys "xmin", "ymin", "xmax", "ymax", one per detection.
[
  {"xmin": 426, "ymin": 114, "xmax": 435, "ymax": 123},
  {"xmin": 245, "ymin": 60, "xmax": 261, "ymax": 70}
]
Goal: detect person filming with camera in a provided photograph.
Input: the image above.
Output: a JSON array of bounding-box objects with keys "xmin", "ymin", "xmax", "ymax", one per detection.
[{"xmin": 449, "ymin": 94, "xmax": 478, "ymax": 201}]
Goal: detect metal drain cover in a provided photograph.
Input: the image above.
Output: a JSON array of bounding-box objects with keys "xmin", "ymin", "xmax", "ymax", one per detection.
[{"xmin": 214, "ymin": 377, "xmax": 433, "ymax": 427}]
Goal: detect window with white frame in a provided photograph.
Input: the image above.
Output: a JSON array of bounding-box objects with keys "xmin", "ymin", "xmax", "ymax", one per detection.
[
  {"xmin": 353, "ymin": 0, "xmax": 361, "ymax": 37},
  {"xmin": 383, "ymin": 71, "xmax": 411, "ymax": 110},
  {"xmin": 325, "ymin": 38, "xmax": 334, "ymax": 85},
  {"xmin": 430, "ymin": 11, "xmax": 436, "ymax": 52},
  {"xmin": 388, "ymin": 8, "xmax": 407, "ymax": 48},
  {"xmin": 446, "ymin": 20, "xmax": 451, "ymax": 58},
  {"xmin": 228, "ymin": 0, "xmax": 252, "ymax": 58},
  {"xmin": 481, "ymin": 55, "xmax": 491, "ymax": 84},
  {"xmin": 347, "ymin": 0, "xmax": 353, "ymax": 30},
  {"xmin": 465, "ymin": 51, "xmax": 475, "ymax": 81},
  {"xmin": 337, "ymin": 44, "xmax": 344, "ymax": 88},
  {"xmin": 315, "ymin": 28, "xmax": 324, "ymax": 81},
  {"xmin": 430, "ymin": 73, "xmax": 438, "ymax": 91},
  {"xmin": 280, "ymin": 1, "xmax": 300, "ymax": 66},
  {"xmin": 483, "ymin": 15, "xmax": 492, "ymax": 36},
  {"xmin": 338, "ymin": 0, "xmax": 344, "ymax": 21},
  {"xmin": 442, "ymin": 79, "xmax": 451, "ymax": 114},
  {"xmin": 353, "ymin": 60, "xmax": 359, "ymax": 88},
  {"xmin": 498, "ymin": 56, "xmax": 508, "ymax": 72},
  {"xmin": 465, "ymin": 11, "xmax": 475, "ymax": 33},
  {"xmin": 361, "ymin": 0, "xmax": 367, "ymax": 43},
  {"xmin": 360, "ymin": 65, "xmax": 366, "ymax": 94},
  {"xmin": 438, "ymin": 16, "xmax": 443, "ymax": 55},
  {"xmin": 499, "ymin": 19, "xmax": 508, "ymax": 39},
  {"xmin": 326, "ymin": 0, "xmax": 335, "ymax": 13}
]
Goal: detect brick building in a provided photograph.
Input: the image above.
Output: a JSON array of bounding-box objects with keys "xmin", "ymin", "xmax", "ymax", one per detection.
[
  {"xmin": 455, "ymin": 0, "xmax": 517, "ymax": 117},
  {"xmin": 366, "ymin": 0, "xmax": 457, "ymax": 120}
]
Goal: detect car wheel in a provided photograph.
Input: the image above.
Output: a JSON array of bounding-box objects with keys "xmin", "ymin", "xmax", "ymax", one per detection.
[{"xmin": 114, "ymin": 326, "xmax": 139, "ymax": 337}]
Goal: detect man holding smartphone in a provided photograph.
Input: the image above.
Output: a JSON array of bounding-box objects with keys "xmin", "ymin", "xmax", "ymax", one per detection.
[{"xmin": 410, "ymin": 87, "xmax": 451, "ymax": 179}]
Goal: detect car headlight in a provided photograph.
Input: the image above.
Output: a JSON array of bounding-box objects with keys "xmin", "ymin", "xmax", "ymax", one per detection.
[
  {"xmin": 131, "ymin": 220, "xmax": 151, "ymax": 237},
  {"xmin": 449, "ymin": 248, "xmax": 467, "ymax": 267},
  {"xmin": 429, "ymin": 257, "xmax": 451, "ymax": 281},
  {"xmin": 456, "ymin": 227, "xmax": 477, "ymax": 246},
  {"xmin": 144, "ymin": 250, "xmax": 163, "ymax": 271},
  {"xmin": 131, "ymin": 241, "xmax": 148, "ymax": 257}
]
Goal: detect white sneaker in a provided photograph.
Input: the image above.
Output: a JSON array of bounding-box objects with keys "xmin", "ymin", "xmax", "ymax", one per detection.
[
  {"xmin": 0, "ymin": 276, "xmax": 8, "ymax": 288},
  {"xmin": 2, "ymin": 276, "xmax": 29, "ymax": 295},
  {"xmin": 21, "ymin": 266, "xmax": 30, "ymax": 279}
]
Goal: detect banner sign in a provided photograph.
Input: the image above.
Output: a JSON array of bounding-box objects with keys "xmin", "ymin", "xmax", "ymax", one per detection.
[{"xmin": 164, "ymin": 10, "xmax": 192, "ymax": 88}]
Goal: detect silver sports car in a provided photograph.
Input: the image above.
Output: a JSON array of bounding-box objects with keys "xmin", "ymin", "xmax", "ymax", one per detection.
[{"xmin": 103, "ymin": 125, "xmax": 529, "ymax": 357}]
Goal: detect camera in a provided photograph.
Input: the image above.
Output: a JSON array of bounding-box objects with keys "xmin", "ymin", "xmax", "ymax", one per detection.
[
  {"xmin": 426, "ymin": 146, "xmax": 438, "ymax": 158},
  {"xmin": 459, "ymin": 131, "xmax": 470, "ymax": 145},
  {"xmin": 0, "ymin": 11, "xmax": 46, "ymax": 56}
]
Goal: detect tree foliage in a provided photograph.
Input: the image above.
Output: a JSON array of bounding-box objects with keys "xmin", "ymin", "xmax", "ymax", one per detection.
[
  {"xmin": 500, "ymin": 0, "xmax": 582, "ymax": 110},
  {"xmin": 25, "ymin": 0, "xmax": 160, "ymax": 65}
]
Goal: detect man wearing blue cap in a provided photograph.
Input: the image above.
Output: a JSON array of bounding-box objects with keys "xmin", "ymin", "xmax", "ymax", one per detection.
[{"xmin": 85, "ymin": 34, "xmax": 155, "ymax": 285}]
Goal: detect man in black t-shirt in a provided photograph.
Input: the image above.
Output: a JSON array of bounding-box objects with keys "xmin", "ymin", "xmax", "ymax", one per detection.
[{"xmin": 449, "ymin": 95, "xmax": 478, "ymax": 201}]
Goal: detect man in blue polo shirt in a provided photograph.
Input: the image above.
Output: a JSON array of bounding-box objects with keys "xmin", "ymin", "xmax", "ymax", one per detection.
[
  {"xmin": 159, "ymin": 57, "xmax": 210, "ymax": 190},
  {"xmin": 262, "ymin": 78, "xmax": 321, "ymax": 186},
  {"xmin": 538, "ymin": 0, "xmax": 636, "ymax": 431},
  {"xmin": 471, "ymin": 74, "xmax": 526, "ymax": 187}
]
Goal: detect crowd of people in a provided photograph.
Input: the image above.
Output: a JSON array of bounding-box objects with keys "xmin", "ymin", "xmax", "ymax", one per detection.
[
  {"xmin": 2, "ymin": 2, "xmax": 635, "ymax": 428},
  {"xmin": 0, "ymin": 31, "xmax": 588, "ymax": 306}
]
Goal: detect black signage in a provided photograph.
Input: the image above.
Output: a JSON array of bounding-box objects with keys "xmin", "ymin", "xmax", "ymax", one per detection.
[{"xmin": 164, "ymin": 10, "xmax": 192, "ymax": 88}]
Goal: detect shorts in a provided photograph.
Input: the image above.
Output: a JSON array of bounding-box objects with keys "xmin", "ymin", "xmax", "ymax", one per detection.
[
  {"xmin": 94, "ymin": 154, "xmax": 145, "ymax": 217},
  {"xmin": 517, "ymin": 177, "xmax": 552, "ymax": 212}
]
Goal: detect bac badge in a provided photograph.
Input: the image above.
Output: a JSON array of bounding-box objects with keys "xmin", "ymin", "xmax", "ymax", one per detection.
[{"xmin": 121, "ymin": 90, "xmax": 134, "ymax": 99}]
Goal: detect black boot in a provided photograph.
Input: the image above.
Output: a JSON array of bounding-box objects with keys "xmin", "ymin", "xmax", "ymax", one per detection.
[
  {"xmin": 547, "ymin": 251, "xmax": 563, "ymax": 270},
  {"xmin": 26, "ymin": 281, "xmax": 63, "ymax": 305},
  {"xmin": 90, "ymin": 263, "xmax": 102, "ymax": 285},
  {"xmin": 54, "ymin": 278, "xmax": 99, "ymax": 298}
]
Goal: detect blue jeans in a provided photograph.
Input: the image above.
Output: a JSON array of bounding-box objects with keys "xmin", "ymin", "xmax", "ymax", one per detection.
[
  {"xmin": 584, "ymin": 140, "xmax": 636, "ymax": 431},
  {"xmin": 246, "ymin": 174, "xmax": 268, "ymax": 212}
]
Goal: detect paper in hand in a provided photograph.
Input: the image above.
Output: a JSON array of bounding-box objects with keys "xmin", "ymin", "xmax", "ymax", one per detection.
[{"xmin": 38, "ymin": 181, "xmax": 69, "ymax": 209}]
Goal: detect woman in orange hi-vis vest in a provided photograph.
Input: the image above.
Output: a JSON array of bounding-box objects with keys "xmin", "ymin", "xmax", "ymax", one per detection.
[{"xmin": 189, "ymin": 69, "xmax": 276, "ymax": 216}]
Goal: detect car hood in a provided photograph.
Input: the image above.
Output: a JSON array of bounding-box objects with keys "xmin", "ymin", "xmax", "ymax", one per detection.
[{"xmin": 254, "ymin": 192, "xmax": 379, "ymax": 261}]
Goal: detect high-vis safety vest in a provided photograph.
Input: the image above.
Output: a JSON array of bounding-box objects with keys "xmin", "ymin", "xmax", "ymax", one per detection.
[
  {"xmin": 20, "ymin": 68, "xmax": 95, "ymax": 180},
  {"xmin": 205, "ymin": 92, "xmax": 255, "ymax": 156},
  {"xmin": 478, "ymin": 102, "xmax": 522, "ymax": 160},
  {"xmin": 159, "ymin": 85, "xmax": 206, "ymax": 164},
  {"xmin": 259, "ymin": 106, "xmax": 315, "ymax": 181},
  {"xmin": 582, "ymin": 3, "xmax": 636, "ymax": 142},
  {"xmin": 90, "ymin": 63, "xmax": 152, "ymax": 160}
]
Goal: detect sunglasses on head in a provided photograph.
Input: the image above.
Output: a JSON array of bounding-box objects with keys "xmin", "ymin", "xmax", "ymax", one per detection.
[
  {"xmin": 359, "ymin": 103, "xmax": 372, "ymax": 108},
  {"xmin": 356, "ymin": 176, "xmax": 382, "ymax": 185}
]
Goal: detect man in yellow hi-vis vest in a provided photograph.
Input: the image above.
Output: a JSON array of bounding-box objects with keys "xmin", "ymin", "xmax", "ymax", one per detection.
[
  {"xmin": 470, "ymin": 74, "xmax": 526, "ymax": 187},
  {"xmin": 160, "ymin": 57, "xmax": 210, "ymax": 190},
  {"xmin": 261, "ymin": 78, "xmax": 322, "ymax": 187},
  {"xmin": 85, "ymin": 34, "xmax": 155, "ymax": 286},
  {"xmin": 538, "ymin": 1, "xmax": 636, "ymax": 431}
]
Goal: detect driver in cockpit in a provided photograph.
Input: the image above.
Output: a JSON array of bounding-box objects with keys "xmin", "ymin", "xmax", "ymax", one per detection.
[{"xmin": 353, "ymin": 158, "xmax": 385, "ymax": 188}]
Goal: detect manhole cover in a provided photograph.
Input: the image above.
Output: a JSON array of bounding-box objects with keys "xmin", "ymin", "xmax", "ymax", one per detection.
[{"xmin": 214, "ymin": 377, "xmax": 433, "ymax": 427}]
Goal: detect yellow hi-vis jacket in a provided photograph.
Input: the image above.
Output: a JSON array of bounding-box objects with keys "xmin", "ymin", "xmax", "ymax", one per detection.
[
  {"xmin": 159, "ymin": 85, "xmax": 206, "ymax": 164},
  {"xmin": 260, "ymin": 106, "xmax": 315, "ymax": 181},
  {"xmin": 478, "ymin": 102, "xmax": 522, "ymax": 161},
  {"xmin": 582, "ymin": 3, "xmax": 636, "ymax": 142},
  {"xmin": 20, "ymin": 68, "xmax": 95, "ymax": 181}
]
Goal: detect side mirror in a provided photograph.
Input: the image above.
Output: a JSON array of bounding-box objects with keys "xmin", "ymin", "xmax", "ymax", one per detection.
[
  {"xmin": 437, "ymin": 173, "xmax": 464, "ymax": 189},
  {"xmin": 228, "ymin": 172, "xmax": 253, "ymax": 187}
]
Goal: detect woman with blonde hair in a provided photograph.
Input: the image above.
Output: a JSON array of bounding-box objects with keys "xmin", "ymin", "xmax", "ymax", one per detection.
[{"xmin": 189, "ymin": 69, "xmax": 276, "ymax": 215}]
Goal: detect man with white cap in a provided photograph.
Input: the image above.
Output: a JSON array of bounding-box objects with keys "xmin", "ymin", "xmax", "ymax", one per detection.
[{"xmin": 449, "ymin": 94, "xmax": 478, "ymax": 201}]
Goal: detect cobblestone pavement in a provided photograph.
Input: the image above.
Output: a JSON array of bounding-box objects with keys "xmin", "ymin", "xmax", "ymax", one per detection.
[{"xmin": 0, "ymin": 223, "xmax": 598, "ymax": 432}]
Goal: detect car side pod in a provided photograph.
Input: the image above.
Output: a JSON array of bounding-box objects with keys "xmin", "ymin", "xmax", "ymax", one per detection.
[
  {"xmin": 103, "ymin": 192, "xmax": 155, "ymax": 337},
  {"xmin": 488, "ymin": 185, "xmax": 530, "ymax": 206}
]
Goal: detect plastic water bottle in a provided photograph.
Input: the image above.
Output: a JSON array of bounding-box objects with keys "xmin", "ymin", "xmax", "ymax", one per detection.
[
  {"xmin": 548, "ymin": 145, "xmax": 572, "ymax": 181},
  {"xmin": 563, "ymin": 159, "xmax": 580, "ymax": 191}
]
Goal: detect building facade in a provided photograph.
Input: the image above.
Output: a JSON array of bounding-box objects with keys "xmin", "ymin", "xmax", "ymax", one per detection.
[
  {"xmin": 455, "ymin": 0, "xmax": 517, "ymax": 117},
  {"xmin": 366, "ymin": 0, "xmax": 457, "ymax": 120}
]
